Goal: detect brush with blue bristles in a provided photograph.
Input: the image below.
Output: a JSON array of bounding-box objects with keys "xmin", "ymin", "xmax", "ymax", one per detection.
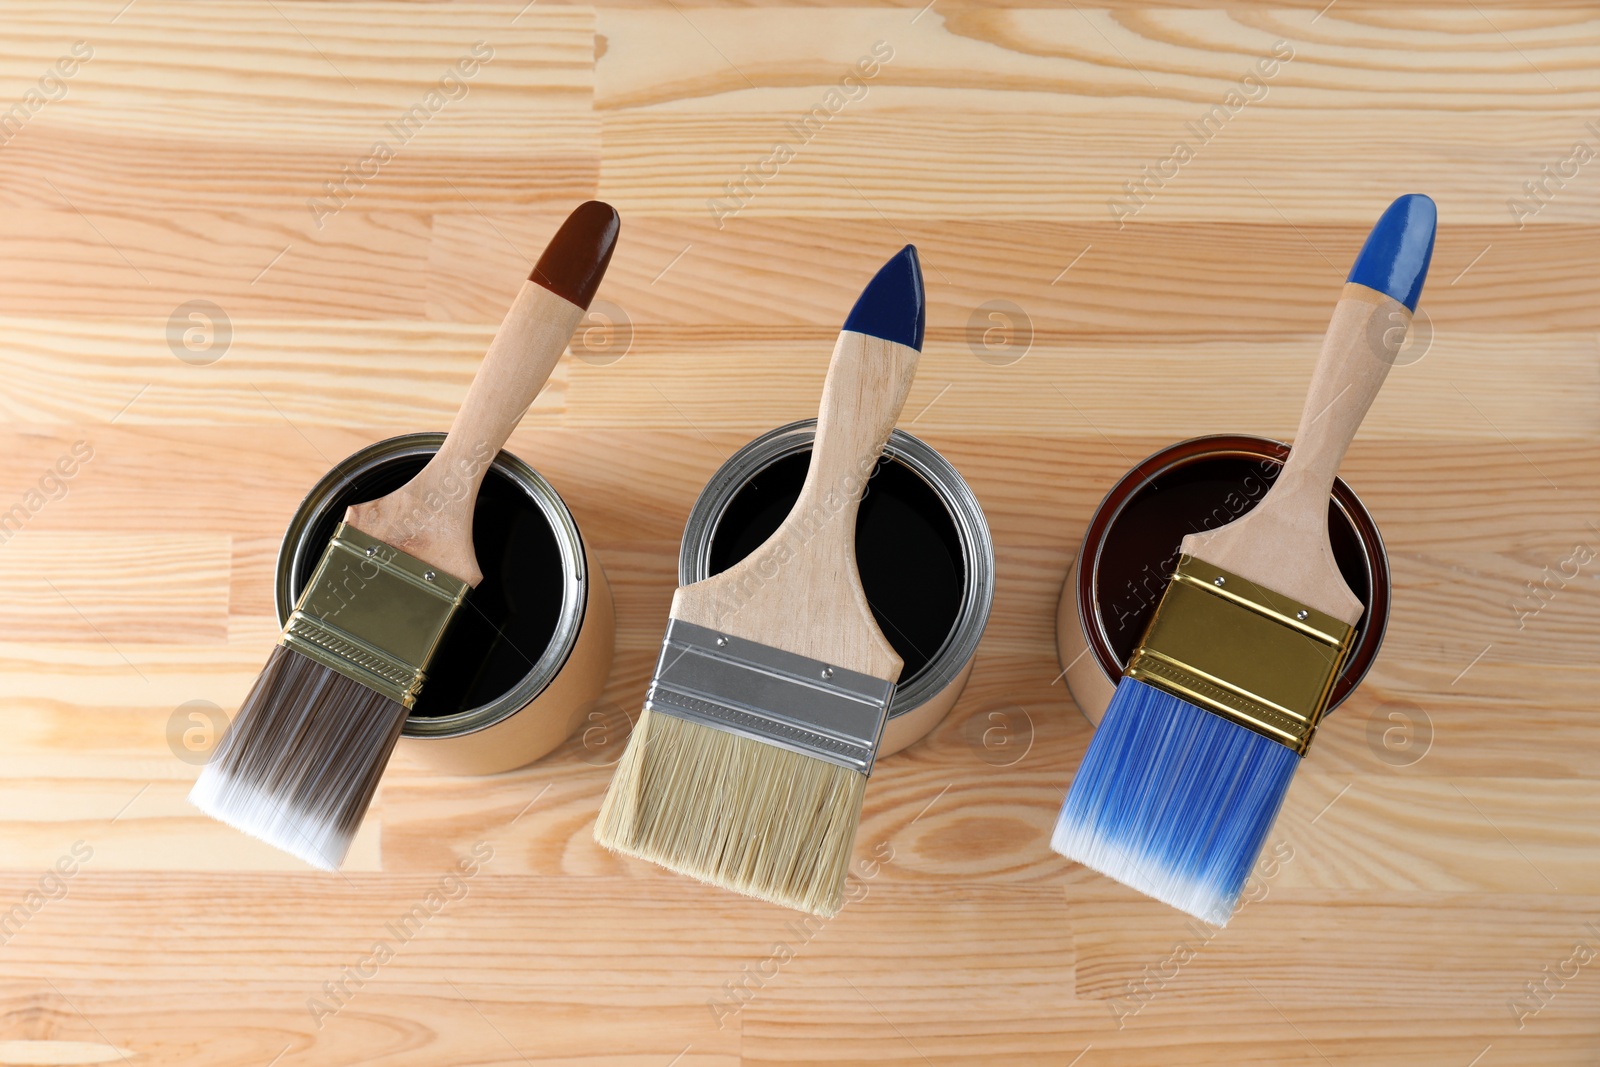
[{"xmin": 1052, "ymin": 194, "xmax": 1437, "ymax": 925}]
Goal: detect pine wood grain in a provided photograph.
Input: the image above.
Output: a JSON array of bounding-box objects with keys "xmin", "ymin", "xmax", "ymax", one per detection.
[
  {"xmin": 0, "ymin": 1, "xmax": 1593, "ymax": 1064},
  {"xmin": 0, "ymin": 533, "xmax": 231, "ymax": 644}
]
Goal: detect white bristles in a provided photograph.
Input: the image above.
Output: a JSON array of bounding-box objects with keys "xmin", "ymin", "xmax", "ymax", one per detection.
[
  {"xmin": 1052, "ymin": 678, "xmax": 1300, "ymax": 926},
  {"xmin": 188, "ymin": 645, "xmax": 408, "ymax": 871},
  {"xmin": 595, "ymin": 707, "xmax": 866, "ymax": 917},
  {"xmin": 188, "ymin": 767, "xmax": 351, "ymax": 872}
]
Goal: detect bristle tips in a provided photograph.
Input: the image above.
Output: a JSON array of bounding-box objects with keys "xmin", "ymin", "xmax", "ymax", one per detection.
[
  {"xmin": 189, "ymin": 767, "xmax": 348, "ymax": 871},
  {"xmin": 1052, "ymin": 679, "xmax": 1301, "ymax": 926},
  {"xmin": 187, "ymin": 645, "xmax": 408, "ymax": 871},
  {"xmin": 596, "ymin": 708, "xmax": 865, "ymax": 917}
]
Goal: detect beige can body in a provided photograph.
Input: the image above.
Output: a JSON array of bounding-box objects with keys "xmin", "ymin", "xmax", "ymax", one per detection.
[
  {"xmin": 398, "ymin": 541, "xmax": 613, "ymax": 775},
  {"xmin": 1056, "ymin": 548, "xmax": 1116, "ymax": 726},
  {"xmin": 878, "ymin": 654, "xmax": 977, "ymax": 757}
]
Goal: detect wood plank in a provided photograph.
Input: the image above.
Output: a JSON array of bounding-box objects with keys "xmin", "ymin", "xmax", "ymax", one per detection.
[
  {"xmin": 596, "ymin": 8, "xmax": 1600, "ymax": 223},
  {"xmin": 1068, "ymin": 892, "xmax": 1600, "ymax": 1005},
  {"xmin": 430, "ymin": 214, "xmax": 1600, "ymax": 334},
  {"xmin": 557, "ymin": 335, "xmax": 1600, "ymax": 439},
  {"xmin": 0, "ymin": 4, "xmax": 598, "ymax": 215},
  {"xmin": 0, "ymin": 316, "xmax": 570, "ymax": 427},
  {"xmin": 0, "ymin": 208, "xmax": 434, "ymax": 321},
  {"xmin": 0, "ymin": 533, "xmax": 230, "ymax": 644}
]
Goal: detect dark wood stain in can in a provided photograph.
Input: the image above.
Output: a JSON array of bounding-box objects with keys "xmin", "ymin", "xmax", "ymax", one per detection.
[
  {"xmin": 294, "ymin": 455, "xmax": 567, "ymax": 717},
  {"xmin": 706, "ymin": 451, "xmax": 965, "ymax": 680}
]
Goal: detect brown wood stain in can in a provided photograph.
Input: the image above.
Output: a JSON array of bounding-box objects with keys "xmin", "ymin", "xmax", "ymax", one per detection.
[{"xmin": 1059, "ymin": 435, "xmax": 1390, "ymax": 725}]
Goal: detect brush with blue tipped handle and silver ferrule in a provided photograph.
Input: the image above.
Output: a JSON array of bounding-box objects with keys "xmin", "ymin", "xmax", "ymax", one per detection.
[
  {"xmin": 595, "ymin": 245, "xmax": 926, "ymax": 917},
  {"xmin": 1052, "ymin": 194, "xmax": 1438, "ymax": 926}
]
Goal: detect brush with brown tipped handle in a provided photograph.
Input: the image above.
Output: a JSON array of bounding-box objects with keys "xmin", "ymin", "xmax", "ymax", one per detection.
[{"xmin": 190, "ymin": 201, "xmax": 620, "ymax": 869}]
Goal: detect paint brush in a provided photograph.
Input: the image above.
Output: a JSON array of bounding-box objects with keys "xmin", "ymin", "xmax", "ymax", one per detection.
[
  {"xmin": 190, "ymin": 201, "xmax": 621, "ymax": 869},
  {"xmin": 1051, "ymin": 194, "xmax": 1437, "ymax": 925},
  {"xmin": 595, "ymin": 245, "xmax": 925, "ymax": 916}
]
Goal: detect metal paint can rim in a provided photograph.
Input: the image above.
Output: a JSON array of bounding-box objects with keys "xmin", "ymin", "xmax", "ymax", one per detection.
[
  {"xmin": 274, "ymin": 431, "xmax": 590, "ymax": 740},
  {"xmin": 1076, "ymin": 432, "xmax": 1391, "ymax": 710},
  {"xmin": 678, "ymin": 418, "xmax": 995, "ymax": 721}
]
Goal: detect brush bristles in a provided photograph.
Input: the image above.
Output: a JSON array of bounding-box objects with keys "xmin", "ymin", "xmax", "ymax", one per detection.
[
  {"xmin": 595, "ymin": 707, "xmax": 866, "ymax": 917},
  {"xmin": 1052, "ymin": 678, "xmax": 1300, "ymax": 926},
  {"xmin": 188, "ymin": 645, "xmax": 407, "ymax": 871}
]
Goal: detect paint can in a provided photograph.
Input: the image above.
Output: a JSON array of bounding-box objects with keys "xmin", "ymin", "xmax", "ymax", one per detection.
[
  {"xmin": 678, "ymin": 419, "xmax": 994, "ymax": 757},
  {"xmin": 1058, "ymin": 434, "xmax": 1390, "ymax": 725},
  {"xmin": 276, "ymin": 432, "xmax": 613, "ymax": 774}
]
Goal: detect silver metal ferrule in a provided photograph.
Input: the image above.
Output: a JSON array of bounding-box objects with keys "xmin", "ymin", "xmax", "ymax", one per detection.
[{"xmin": 646, "ymin": 618, "xmax": 894, "ymax": 775}]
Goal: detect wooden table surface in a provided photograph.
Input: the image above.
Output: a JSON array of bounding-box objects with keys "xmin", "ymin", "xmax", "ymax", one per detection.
[{"xmin": 0, "ymin": 2, "xmax": 1596, "ymax": 1064}]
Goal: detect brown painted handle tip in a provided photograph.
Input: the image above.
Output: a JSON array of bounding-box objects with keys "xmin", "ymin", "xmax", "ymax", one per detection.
[{"xmin": 530, "ymin": 200, "xmax": 620, "ymax": 310}]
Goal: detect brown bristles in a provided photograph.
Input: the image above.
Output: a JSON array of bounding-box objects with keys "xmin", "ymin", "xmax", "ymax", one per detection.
[{"xmin": 188, "ymin": 645, "xmax": 407, "ymax": 870}]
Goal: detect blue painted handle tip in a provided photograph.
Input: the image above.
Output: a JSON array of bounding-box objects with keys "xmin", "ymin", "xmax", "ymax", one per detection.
[
  {"xmin": 1347, "ymin": 194, "xmax": 1437, "ymax": 312},
  {"xmin": 842, "ymin": 244, "xmax": 925, "ymax": 351}
]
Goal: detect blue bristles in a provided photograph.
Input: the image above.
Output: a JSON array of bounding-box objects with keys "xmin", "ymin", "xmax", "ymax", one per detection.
[{"xmin": 1051, "ymin": 678, "xmax": 1300, "ymax": 926}]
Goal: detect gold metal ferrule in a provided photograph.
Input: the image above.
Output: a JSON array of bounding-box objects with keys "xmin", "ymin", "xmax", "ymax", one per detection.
[
  {"xmin": 280, "ymin": 523, "xmax": 470, "ymax": 709},
  {"xmin": 1125, "ymin": 554, "xmax": 1356, "ymax": 755}
]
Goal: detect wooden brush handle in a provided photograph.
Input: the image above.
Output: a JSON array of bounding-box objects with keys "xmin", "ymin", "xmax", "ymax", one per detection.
[
  {"xmin": 1272, "ymin": 283, "xmax": 1403, "ymax": 520},
  {"xmin": 801, "ymin": 330, "xmax": 920, "ymax": 551},
  {"xmin": 1183, "ymin": 283, "xmax": 1407, "ymax": 624},
  {"xmin": 345, "ymin": 282, "xmax": 584, "ymax": 587},
  {"xmin": 671, "ymin": 329, "xmax": 920, "ymax": 679}
]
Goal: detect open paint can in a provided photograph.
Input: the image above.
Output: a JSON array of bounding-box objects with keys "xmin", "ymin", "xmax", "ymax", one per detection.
[
  {"xmin": 1058, "ymin": 434, "xmax": 1390, "ymax": 725},
  {"xmin": 276, "ymin": 432, "xmax": 613, "ymax": 775},
  {"xmin": 679, "ymin": 419, "xmax": 994, "ymax": 758}
]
